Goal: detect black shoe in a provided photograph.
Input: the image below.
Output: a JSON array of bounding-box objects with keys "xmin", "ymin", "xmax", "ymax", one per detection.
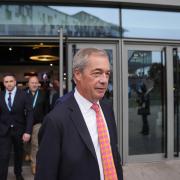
[{"xmin": 16, "ymin": 174, "xmax": 24, "ymax": 180}]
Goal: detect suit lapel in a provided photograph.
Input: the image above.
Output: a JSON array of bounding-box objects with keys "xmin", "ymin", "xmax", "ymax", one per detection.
[
  {"xmin": 68, "ymin": 96, "xmax": 97, "ymax": 159},
  {"xmin": 2, "ymin": 91, "xmax": 9, "ymax": 111},
  {"xmin": 11, "ymin": 89, "xmax": 19, "ymax": 111}
]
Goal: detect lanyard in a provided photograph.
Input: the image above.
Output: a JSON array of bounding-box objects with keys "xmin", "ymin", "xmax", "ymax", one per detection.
[
  {"xmin": 32, "ymin": 90, "xmax": 39, "ymax": 108},
  {"xmin": 28, "ymin": 89, "xmax": 39, "ymax": 108}
]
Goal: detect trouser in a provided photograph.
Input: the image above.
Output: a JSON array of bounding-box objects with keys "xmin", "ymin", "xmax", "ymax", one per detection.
[
  {"xmin": 0, "ymin": 128, "xmax": 23, "ymax": 180},
  {"xmin": 31, "ymin": 123, "xmax": 41, "ymax": 166},
  {"xmin": 24, "ymin": 141, "xmax": 31, "ymax": 156},
  {"xmin": 142, "ymin": 115, "xmax": 149, "ymax": 134}
]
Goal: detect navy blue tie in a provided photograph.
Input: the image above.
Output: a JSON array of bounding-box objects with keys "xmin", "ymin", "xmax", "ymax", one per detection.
[{"xmin": 8, "ymin": 92, "xmax": 12, "ymax": 110}]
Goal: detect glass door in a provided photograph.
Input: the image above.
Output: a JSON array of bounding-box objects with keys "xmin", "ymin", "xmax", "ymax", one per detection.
[
  {"xmin": 123, "ymin": 45, "xmax": 168, "ymax": 162},
  {"xmin": 173, "ymin": 47, "xmax": 180, "ymax": 157}
]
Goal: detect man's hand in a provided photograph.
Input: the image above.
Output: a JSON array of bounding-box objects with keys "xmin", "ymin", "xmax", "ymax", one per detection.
[{"xmin": 22, "ymin": 133, "xmax": 31, "ymax": 142}]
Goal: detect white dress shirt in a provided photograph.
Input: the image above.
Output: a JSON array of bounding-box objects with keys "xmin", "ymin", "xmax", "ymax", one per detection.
[{"xmin": 74, "ymin": 88, "xmax": 110, "ymax": 180}]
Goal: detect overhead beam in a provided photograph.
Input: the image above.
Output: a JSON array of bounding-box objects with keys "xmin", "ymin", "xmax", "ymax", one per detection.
[{"xmin": 3, "ymin": 0, "xmax": 180, "ymax": 10}]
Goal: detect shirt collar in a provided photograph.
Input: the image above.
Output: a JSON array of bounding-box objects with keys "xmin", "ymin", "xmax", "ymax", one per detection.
[
  {"xmin": 74, "ymin": 88, "xmax": 99, "ymax": 113},
  {"xmin": 28, "ymin": 88, "xmax": 38, "ymax": 96},
  {"xmin": 6, "ymin": 86, "xmax": 17, "ymax": 96}
]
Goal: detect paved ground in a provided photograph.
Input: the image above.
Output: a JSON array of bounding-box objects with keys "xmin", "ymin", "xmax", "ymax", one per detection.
[
  {"xmin": 8, "ymin": 159, "xmax": 180, "ymax": 180},
  {"xmin": 123, "ymin": 160, "xmax": 180, "ymax": 180},
  {"xmin": 8, "ymin": 166, "xmax": 33, "ymax": 180}
]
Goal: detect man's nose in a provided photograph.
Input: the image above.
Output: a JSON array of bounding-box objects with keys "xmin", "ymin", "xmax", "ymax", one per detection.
[{"xmin": 99, "ymin": 73, "xmax": 108, "ymax": 83}]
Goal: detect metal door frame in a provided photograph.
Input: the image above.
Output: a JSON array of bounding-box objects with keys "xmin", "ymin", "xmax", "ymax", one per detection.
[{"xmin": 122, "ymin": 40, "xmax": 175, "ymax": 163}]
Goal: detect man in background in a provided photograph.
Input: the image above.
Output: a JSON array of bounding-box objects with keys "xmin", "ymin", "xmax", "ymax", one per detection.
[
  {"xmin": 0, "ymin": 73, "xmax": 33, "ymax": 180},
  {"xmin": 27, "ymin": 76, "xmax": 48, "ymax": 175}
]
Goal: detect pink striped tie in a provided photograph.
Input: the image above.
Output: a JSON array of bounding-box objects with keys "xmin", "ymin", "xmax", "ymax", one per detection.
[{"xmin": 91, "ymin": 103, "xmax": 118, "ymax": 180}]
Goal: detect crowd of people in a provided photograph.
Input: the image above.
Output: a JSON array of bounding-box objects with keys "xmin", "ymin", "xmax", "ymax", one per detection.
[
  {"xmin": 0, "ymin": 73, "xmax": 59, "ymax": 180},
  {"xmin": 0, "ymin": 48, "xmax": 123, "ymax": 180}
]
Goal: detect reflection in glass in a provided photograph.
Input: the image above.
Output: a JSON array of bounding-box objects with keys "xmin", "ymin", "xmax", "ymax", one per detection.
[
  {"xmin": 122, "ymin": 9, "xmax": 180, "ymax": 40},
  {"xmin": 104, "ymin": 49, "xmax": 113, "ymax": 104},
  {"xmin": 128, "ymin": 50, "xmax": 166, "ymax": 155},
  {"xmin": 0, "ymin": 5, "xmax": 120, "ymax": 37}
]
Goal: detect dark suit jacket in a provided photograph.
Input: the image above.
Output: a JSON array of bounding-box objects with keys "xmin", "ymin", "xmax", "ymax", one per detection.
[
  {"xmin": 0, "ymin": 88, "xmax": 34, "ymax": 136},
  {"xmin": 35, "ymin": 93, "xmax": 123, "ymax": 180},
  {"xmin": 51, "ymin": 92, "xmax": 59, "ymax": 110},
  {"xmin": 28, "ymin": 90, "xmax": 49, "ymax": 125}
]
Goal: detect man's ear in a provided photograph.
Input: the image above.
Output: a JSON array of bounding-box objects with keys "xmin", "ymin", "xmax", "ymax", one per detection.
[{"xmin": 73, "ymin": 70, "xmax": 82, "ymax": 82}]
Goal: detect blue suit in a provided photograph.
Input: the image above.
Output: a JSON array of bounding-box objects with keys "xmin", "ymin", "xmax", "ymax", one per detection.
[{"xmin": 35, "ymin": 92, "xmax": 123, "ymax": 180}]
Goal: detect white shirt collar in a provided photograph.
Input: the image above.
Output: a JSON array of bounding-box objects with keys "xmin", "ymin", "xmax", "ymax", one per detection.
[
  {"xmin": 6, "ymin": 86, "xmax": 17, "ymax": 96},
  {"xmin": 74, "ymin": 88, "xmax": 100, "ymax": 113}
]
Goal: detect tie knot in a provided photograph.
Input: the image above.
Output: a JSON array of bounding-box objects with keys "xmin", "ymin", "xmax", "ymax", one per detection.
[{"xmin": 91, "ymin": 103, "xmax": 100, "ymax": 113}]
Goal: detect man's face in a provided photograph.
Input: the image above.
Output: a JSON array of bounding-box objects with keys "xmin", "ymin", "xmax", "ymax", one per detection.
[
  {"xmin": 3, "ymin": 76, "xmax": 16, "ymax": 92},
  {"xmin": 74, "ymin": 54, "xmax": 110, "ymax": 102},
  {"xmin": 28, "ymin": 76, "xmax": 39, "ymax": 93}
]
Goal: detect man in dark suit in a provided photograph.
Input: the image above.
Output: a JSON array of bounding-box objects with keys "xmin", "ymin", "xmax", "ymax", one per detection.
[
  {"xmin": 35, "ymin": 48, "xmax": 123, "ymax": 180},
  {"xmin": 0, "ymin": 73, "xmax": 34, "ymax": 180},
  {"xmin": 27, "ymin": 76, "xmax": 49, "ymax": 174}
]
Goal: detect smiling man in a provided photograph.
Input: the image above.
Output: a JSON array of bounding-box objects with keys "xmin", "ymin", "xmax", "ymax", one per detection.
[{"xmin": 35, "ymin": 48, "xmax": 123, "ymax": 180}]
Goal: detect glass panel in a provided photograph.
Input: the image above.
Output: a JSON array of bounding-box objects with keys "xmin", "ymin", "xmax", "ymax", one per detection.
[
  {"xmin": 122, "ymin": 9, "xmax": 180, "ymax": 40},
  {"xmin": 0, "ymin": 5, "xmax": 120, "ymax": 37},
  {"xmin": 128, "ymin": 49, "xmax": 166, "ymax": 155},
  {"xmin": 173, "ymin": 48, "xmax": 180, "ymax": 156}
]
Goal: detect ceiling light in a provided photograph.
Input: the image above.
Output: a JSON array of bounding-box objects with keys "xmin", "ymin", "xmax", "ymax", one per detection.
[
  {"xmin": 30, "ymin": 47, "xmax": 58, "ymax": 62},
  {"xmin": 30, "ymin": 55, "xmax": 58, "ymax": 62}
]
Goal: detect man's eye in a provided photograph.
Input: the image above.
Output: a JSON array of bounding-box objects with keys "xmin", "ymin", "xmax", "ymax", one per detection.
[
  {"xmin": 106, "ymin": 72, "xmax": 110, "ymax": 77},
  {"xmin": 93, "ymin": 72, "xmax": 101, "ymax": 76}
]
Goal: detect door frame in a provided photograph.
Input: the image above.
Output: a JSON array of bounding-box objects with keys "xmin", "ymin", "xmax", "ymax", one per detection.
[{"xmin": 122, "ymin": 39, "xmax": 177, "ymax": 163}]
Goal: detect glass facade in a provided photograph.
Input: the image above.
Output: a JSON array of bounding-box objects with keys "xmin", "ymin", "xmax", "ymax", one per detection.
[
  {"xmin": 1, "ymin": 2, "xmax": 180, "ymax": 163},
  {"xmin": 2, "ymin": 4, "xmax": 180, "ymax": 40},
  {"xmin": 122, "ymin": 9, "xmax": 180, "ymax": 40},
  {"xmin": 0, "ymin": 5, "xmax": 120, "ymax": 37},
  {"xmin": 2, "ymin": 5, "xmax": 180, "ymax": 40}
]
